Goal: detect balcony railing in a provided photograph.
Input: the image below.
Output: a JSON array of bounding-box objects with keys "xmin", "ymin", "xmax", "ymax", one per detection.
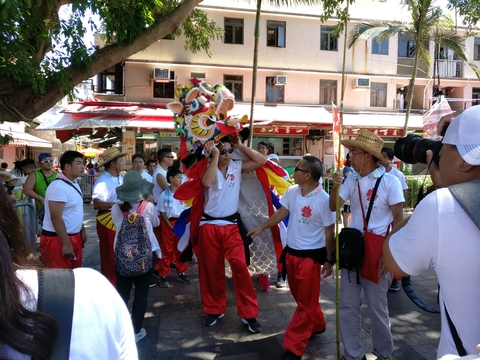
[{"xmin": 436, "ymin": 60, "xmax": 462, "ymax": 78}]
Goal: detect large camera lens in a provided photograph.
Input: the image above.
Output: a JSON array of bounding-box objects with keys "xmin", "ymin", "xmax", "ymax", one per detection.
[{"xmin": 394, "ymin": 134, "xmax": 443, "ymax": 165}]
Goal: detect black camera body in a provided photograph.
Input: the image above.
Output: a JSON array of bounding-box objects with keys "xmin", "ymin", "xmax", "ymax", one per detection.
[{"xmin": 394, "ymin": 134, "xmax": 442, "ymax": 166}]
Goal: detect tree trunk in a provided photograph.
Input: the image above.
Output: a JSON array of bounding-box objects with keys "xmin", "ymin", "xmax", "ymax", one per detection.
[
  {"xmin": 248, "ymin": 0, "xmax": 262, "ymax": 148},
  {"xmin": 0, "ymin": 0, "xmax": 203, "ymax": 123}
]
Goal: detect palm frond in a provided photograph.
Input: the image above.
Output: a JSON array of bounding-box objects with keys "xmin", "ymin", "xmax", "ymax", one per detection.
[{"xmin": 348, "ymin": 21, "xmax": 408, "ymax": 48}]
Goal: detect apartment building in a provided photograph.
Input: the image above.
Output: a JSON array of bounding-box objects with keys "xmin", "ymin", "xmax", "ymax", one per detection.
[{"xmin": 90, "ymin": 0, "xmax": 480, "ymax": 169}]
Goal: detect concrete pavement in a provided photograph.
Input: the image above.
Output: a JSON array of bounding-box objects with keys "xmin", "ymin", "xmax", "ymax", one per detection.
[{"xmin": 81, "ymin": 203, "xmax": 441, "ymax": 360}]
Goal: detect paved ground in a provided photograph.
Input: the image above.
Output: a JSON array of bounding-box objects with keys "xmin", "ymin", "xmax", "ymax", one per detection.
[{"xmin": 81, "ymin": 204, "xmax": 441, "ymax": 360}]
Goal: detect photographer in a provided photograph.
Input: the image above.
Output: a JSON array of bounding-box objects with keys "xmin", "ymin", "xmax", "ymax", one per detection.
[{"xmin": 384, "ymin": 106, "xmax": 480, "ymax": 359}]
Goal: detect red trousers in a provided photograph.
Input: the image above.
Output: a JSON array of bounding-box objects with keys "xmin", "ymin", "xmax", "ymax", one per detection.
[
  {"xmin": 40, "ymin": 233, "xmax": 83, "ymax": 269},
  {"xmin": 155, "ymin": 217, "xmax": 187, "ymax": 276},
  {"xmin": 283, "ymin": 253, "xmax": 326, "ymax": 357},
  {"xmin": 96, "ymin": 217, "xmax": 116, "ymax": 287},
  {"xmin": 197, "ymin": 224, "xmax": 258, "ymax": 318}
]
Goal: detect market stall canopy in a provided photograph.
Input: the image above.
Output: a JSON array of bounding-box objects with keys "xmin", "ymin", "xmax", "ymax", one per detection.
[
  {"xmin": 80, "ymin": 147, "xmax": 103, "ymax": 157},
  {"xmin": 36, "ymin": 101, "xmax": 175, "ymax": 143},
  {"xmin": 0, "ymin": 129, "xmax": 52, "ymax": 148}
]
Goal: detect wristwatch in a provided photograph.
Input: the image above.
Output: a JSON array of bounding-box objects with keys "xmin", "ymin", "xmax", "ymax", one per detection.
[{"xmin": 325, "ymin": 258, "xmax": 335, "ymax": 265}]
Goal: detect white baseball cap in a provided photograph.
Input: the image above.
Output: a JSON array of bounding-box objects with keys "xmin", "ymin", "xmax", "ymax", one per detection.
[{"xmin": 443, "ymin": 105, "xmax": 480, "ymax": 166}]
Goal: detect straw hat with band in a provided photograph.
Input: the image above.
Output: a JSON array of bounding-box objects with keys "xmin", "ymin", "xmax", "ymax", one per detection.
[
  {"xmin": 1, "ymin": 173, "xmax": 20, "ymax": 182},
  {"xmin": 341, "ymin": 129, "xmax": 390, "ymax": 163},
  {"xmin": 98, "ymin": 147, "xmax": 128, "ymax": 168},
  {"xmin": 116, "ymin": 171, "xmax": 153, "ymax": 203}
]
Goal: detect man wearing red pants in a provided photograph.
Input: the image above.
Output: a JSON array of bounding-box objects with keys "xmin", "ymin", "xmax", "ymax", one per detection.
[
  {"xmin": 248, "ymin": 155, "xmax": 336, "ymax": 359},
  {"xmin": 198, "ymin": 137, "xmax": 266, "ymax": 333}
]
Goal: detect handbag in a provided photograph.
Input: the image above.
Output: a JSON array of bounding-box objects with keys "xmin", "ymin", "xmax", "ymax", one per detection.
[{"xmin": 358, "ymin": 175, "xmax": 384, "ymax": 284}]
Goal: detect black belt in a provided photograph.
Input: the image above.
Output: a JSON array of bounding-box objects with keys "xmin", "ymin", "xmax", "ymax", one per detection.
[
  {"xmin": 279, "ymin": 245, "xmax": 327, "ymax": 279},
  {"xmin": 168, "ymin": 217, "xmax": 179, "ymax": 221},
  {"xmin": 42, "ymin": 230, "xmax": 80, "ymax": 237}
]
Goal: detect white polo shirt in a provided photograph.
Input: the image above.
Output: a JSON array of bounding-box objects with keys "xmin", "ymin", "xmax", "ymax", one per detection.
[
  {"xmin": 388, "ymin": 166, "xmax": 408, "ymax": 191},
  {"xmin": 201, "ymin": 160, "xmax": 242, "ymax": 226},
  {"xmin": 92, "ymin": 172, "xmax": 123, "ymax": 207},
  {"xmin": 280, "ymin": 183, "xmax": 335, "ymax": 250},
  {"xmin": 152, "ymin": 167, "xmax": 167, "ymax": 213}
]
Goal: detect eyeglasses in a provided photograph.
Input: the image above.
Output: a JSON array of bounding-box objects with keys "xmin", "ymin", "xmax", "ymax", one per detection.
[
  {"xmin": 294, "ymin": 166, "xmax": 310, "ymax": 174},
  {"xmin": 40, "ymin": 159, "xmax": 53, "ymax": 164},
  {"xmin": 348, "ymin": 151, "xmax": 364, "ymax": 157},
  {"xmin": 220, "ymin": 148, "xmax": 234, "ymax": 155}
]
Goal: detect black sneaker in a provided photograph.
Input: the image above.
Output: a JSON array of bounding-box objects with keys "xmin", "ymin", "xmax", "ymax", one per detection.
[
  {"xmin": 177, "ymin": 273, "xmax": 192, "ymax": 284},
  {"xmin": 170, "ymin": 263, "xmax": 176, "ymax": 269},
  {"xmin": 149, "ymin": 281, "xmax": 157, "ymax": 288},
  {"xmin": 241, "ymin": 317, "xmax": 262, "ymax": 333},
  {"xmin": 159, "ymin": 276, "xmax": 169, "ymax": 288},
  {"xmin": 389, "ymin": 279, "xmax": 400, "ymax": 292},
  {"xmin": 281, "ymin": 350, "xmax": 302, "ymax": 360},
  {"xmin": 204, "ymin": 313, "xmax": 225, "ymax": 327},
  {"xmin": 153, "ymin": 270, "xmax": 161, "ymax": 279},
  {"xmin": 276, "ymin": 273, "xmax": 287, "ymax": 288}
]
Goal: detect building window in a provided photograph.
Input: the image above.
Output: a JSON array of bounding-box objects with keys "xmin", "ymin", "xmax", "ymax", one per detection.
[
  {"xmin": 372, "ymin": 37, "xmax": 388, "ymax": 55},
  {"xmin": 224, "ymin": 75, "xmax": 243, "ymax": 101},
  {"xmin": 153, "ymin": 71, "xmax": 175, "ymax": 99},
  {"xmin": 97, "ymin": 63, "xmax": 124, "ymax": 94},
  {"xmin": 370, "ymin": 82, "xmax": 387, "ymax": 107},
  {"xmin": 398, "ymin": 34, "xmax": 415, "ymax": 58},
  {"xmin": 320, "ymin": 26, "xmax": 338, "ymax": 51},
  {"xmin": 474, "ymin": 38, "xmax": 480, "ymax": 61},
  {"xmin": 319, "ymin": 80, "xmax": 337, "ymax": 105},
  {"xmin": 225, "ymin": 18, "xmax": 243, "ymax": 45},
  {"xmin": 266, "ymin": 76, "xmax": 284, "ymax": 103},
  {"xmin": 267, "ymin": 21, "xmax": 286, "ymax": 48}
]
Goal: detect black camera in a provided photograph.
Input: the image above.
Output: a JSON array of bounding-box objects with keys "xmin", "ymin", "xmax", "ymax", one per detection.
[
  {"xmin": 394, "ymin": 122, "xmax": 450, "ymax": 166},
  {"xmin": 394, "ymin": 134, "xmax": 443, "ymax": 166}
]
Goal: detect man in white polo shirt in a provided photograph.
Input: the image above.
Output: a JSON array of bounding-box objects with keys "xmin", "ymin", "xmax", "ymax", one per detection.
[{"xmin": 40, "ymin": 150, "xmax": 87, "ymax": 268}]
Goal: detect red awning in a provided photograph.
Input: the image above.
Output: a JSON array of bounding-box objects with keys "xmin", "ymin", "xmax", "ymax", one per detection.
[{"xmin": 36, "ymin": 101, "xmax": 175, "ymax": 142}]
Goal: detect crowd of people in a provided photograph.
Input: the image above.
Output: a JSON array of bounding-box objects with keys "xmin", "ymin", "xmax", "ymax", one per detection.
[{"xmin": 2, "ymin": 105, "xmax": 480, "ymax": 359}]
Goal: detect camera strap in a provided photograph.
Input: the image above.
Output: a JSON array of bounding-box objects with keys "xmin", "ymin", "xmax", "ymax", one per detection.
[{"xmin": 441, "ymin": 178, "xmax": 480, "ymax": 357}]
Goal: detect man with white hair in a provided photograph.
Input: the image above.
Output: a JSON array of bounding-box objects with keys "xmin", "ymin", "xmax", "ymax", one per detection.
[{"xmin": 384, "ymin": 106, "xmax": 480, "ymax": 359}]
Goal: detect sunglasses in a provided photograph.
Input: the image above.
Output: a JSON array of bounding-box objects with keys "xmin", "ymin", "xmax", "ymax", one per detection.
[
  {"xmin": 219, "ymin": 148, "xmax": 234, "ymax": 155},
  {"xmin": 294, "ymin": 166, "xmax": 310, "ymax": 174},
  {"xmin": 40, "ymin": 159, "xmax": 53, "ymax": 164}
]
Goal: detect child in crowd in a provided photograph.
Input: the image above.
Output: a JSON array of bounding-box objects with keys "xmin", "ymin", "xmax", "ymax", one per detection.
[{"xmin": 156, "ymin": 161, "xmax": 191, "ymax": 288}]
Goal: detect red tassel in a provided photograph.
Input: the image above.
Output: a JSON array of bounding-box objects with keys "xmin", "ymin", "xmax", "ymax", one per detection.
[{"xmin": 258, "ymin": 274, "xmax": 271, "ymax": 291}]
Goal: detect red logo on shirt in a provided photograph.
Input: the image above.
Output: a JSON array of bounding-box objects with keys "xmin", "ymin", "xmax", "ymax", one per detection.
[
  {"xmin": 301, "ymin": 206, "xmax": 312, "ymax": 218},
  {"xmin": 366, "ymin": 188, "xmax": 379, "ymax": 202},
  {"xmin": 230, "ymin": 174, "xmax": 235, "ymax": 181}
]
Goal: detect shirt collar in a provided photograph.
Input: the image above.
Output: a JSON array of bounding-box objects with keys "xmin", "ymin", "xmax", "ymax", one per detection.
[
  {"xmin": 352, "ymin": 165, "xmax": 385, "ymax": 180},
  {"xmin": 57, "ymin": 172, "xmax": 76, "ymax": 183}
]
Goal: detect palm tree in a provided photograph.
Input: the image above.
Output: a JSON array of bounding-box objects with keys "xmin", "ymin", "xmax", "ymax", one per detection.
[
  {"xmin": 244, "ymin": 0, "xmax": 324, "ymax": 146},
  {"xmin": 347, "ymin": 0, "xmax": 480, "ymax": 138}
]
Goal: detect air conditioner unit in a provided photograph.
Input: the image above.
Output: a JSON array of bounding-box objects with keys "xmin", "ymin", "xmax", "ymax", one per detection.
[
  {"xmin": 353, "ymin": 78, "xmax": 370, "ymax": 89},
  {"xmin": 153, "ymin": 68, "xmax": 170, "ymax": 80},
  {"xmin": 275, "ymin": 75, "xmax": 287, "ymax": 85}
]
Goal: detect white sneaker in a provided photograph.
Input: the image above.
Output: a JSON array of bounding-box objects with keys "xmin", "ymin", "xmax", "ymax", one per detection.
[{"xmin": 135, "ymin": 328, "xmax": 147, "ymax": 343}]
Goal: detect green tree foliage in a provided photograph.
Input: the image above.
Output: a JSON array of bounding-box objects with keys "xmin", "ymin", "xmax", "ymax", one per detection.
[{"xmin": 0, "ymin": 0, "xmax": 223, "ymax": 123}]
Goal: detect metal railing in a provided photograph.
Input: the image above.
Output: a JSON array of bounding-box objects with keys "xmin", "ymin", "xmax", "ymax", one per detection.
[
  {"xmin": 77, "ymin": 174, "xmax": 100, "ymax": 203},
  {"xmin": 13, "ymin": 197, "xmax": 39, "ymax": 251}
]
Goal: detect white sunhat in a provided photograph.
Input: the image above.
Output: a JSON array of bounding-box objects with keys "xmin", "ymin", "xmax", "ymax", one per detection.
[{"xmin": 443, "ymin": 105, "xmax": 480, "ymax": 166}]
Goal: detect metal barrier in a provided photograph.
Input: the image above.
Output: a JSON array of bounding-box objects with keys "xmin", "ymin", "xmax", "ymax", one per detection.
[
  {"xmin": 77, "ymin": 174, "xmax": 99, "ymax": 203},
  {"xmin": 13, "ymin": 197, "xmax": 38, "ymax": 251}
]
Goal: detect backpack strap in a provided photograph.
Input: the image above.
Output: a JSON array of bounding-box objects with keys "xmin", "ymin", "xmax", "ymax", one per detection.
[
  {"xmin": 449, "ymin": 178, "xmax": 480, "ymax": 231},
  {"xmin": 37, "ymin": 269, "xmax": 75, "ymax": 360},
  {"xmin": 122, "ymin": 201, "xmax": 148, "ymax": 217},
  {"xmin": 442, "ymin": 178, "xmax": 480, "ymax": 356}
]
